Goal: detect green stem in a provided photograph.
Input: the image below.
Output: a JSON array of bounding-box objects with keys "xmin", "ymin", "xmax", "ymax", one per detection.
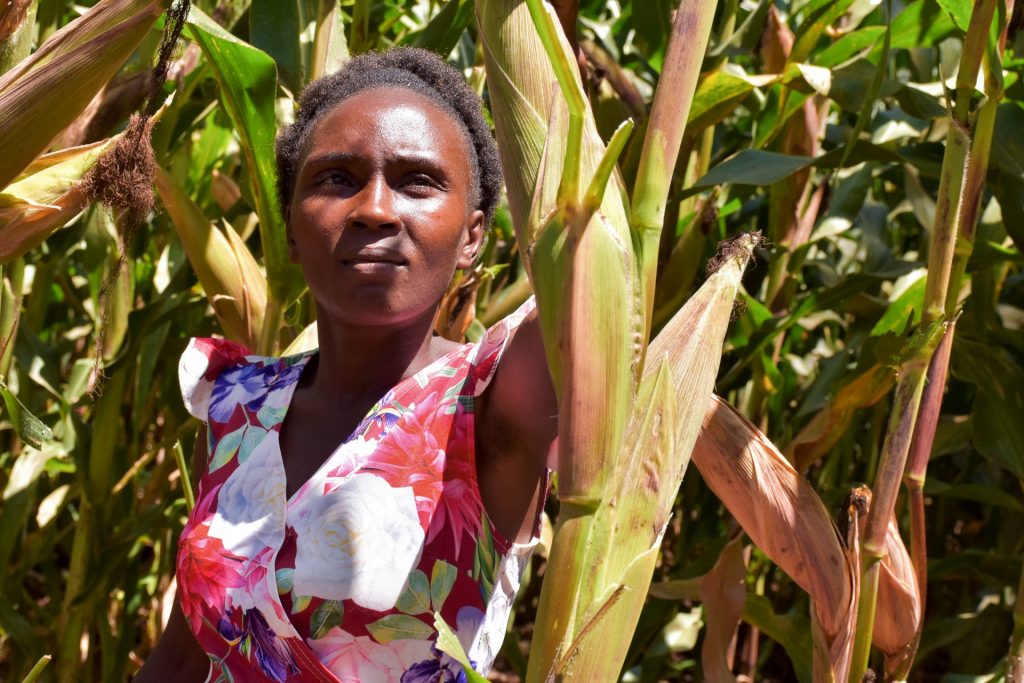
[
  {"xmin": 524, "ymin": 0, "xmax": 586, "ymax": 207},
  {"xmin": 57, "ymin": 501, "xmax": 95, "ymax": 683},
  {"xmin": 850, "ymin": 556, "xmax": 882, "ymax": 681},
  {"xmin": 630, "ymin": 0, "xmax": 718, "ymax": 340},
  {"xmin": 257, "ymin": 295, "xmax": 283, "ymax": 355},
  {"xmin": 849, "ymin": 1, "xmax": 997, "ymax": 677},
  {"xmin": 21, "ymin": 655, "xmax": 52, "ymax": 683},
  {"xmin": 173, "ymin": 439, "xmax": 195, "ymax": 512}
]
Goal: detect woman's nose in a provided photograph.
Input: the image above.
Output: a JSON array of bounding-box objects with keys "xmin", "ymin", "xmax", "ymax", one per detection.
[{"xmin": 347, "ymin": 177, "xmax": 399, "ymax": 230}]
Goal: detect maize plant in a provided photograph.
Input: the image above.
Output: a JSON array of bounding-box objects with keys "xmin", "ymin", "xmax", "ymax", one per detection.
[{"xmin": 2, "ymin": 0, "xmax": 1024, "ymax": 681}]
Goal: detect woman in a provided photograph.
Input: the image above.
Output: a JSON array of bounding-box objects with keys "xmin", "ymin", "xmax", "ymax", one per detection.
[{"xmin": 138, "ymin": 47, "xmax": 557, "ymax": 682}]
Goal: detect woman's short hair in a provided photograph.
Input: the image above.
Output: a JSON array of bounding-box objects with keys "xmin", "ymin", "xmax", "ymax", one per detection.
[{"xmin": 275, "ymin": 47, "xmax": 503, "ymax": 228}]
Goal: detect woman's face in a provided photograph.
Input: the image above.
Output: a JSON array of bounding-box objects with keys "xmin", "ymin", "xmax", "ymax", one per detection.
[{"xmin": 287, "ymin": 87, "xmax": 484, "ymax": 329}]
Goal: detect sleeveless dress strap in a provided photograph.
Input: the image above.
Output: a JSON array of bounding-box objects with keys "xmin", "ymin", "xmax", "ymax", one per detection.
[{"xmin": 467, "ymin": 296, "xmax": 536, "ymax": 397}]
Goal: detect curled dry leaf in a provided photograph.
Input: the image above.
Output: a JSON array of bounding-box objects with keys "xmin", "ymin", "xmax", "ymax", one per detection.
[{"xmin": 693, "ymin": 396, "xmax": 854, "ymax": 646}]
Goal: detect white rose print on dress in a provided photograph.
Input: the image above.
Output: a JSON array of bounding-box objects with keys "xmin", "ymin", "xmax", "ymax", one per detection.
[
  {"xmin": 209, "ymin": 432, "xmax": 287, "ymax": 558},
  {"xmin": 291, "ymin": 472, "xmax": 425, "ymax": 611}
]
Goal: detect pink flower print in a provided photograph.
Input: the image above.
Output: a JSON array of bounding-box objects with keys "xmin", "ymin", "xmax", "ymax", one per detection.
[
  {"xmin": 426, "ymin": 419, "xmax": 484, "ymax": 558},
  {"xmin": 177, "ymin": 521, "xmax": 248, "ymax": 633},
  {"xmin": 368, "ymin": 394, "xmax": 447, "ymax": 524},
  {"xmin": 309, "ymin": 628, "xmax": 430, "ymax": 681}
]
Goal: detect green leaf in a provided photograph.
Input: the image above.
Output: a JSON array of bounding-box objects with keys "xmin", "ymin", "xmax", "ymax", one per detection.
[
  {"xmin": 886, "ymin": 0, "xmax": 957, "ymax": 52},
  {"xmin": 924, "ymin": 480, "xmax": 1024, "ymax": 514},
  {"xmin": 250, "ymin": 0, "xmax": 305, "ymax": 94},
  {"xmin": 950, "ymin": 338, "xmax": 1024, "ymax": 478},
  {"xmin": 402, "ymin": 0, "xmax": 474, "ymax": 56},
  {"xmin": 396, "ymin": 569, "xmax": 432, "ymax": 615},
  {"xmin": 186, "ymin": 6, "xmax": 302, "ymax": 317},
  {"xmin": 693, "ymin": 150, "xmax": 815, "ymax": 190},
  {"xmin": 365, "ymin": 614, "xmax": 434, "ymax": 643},
  {"xmin": 870, "ymin": 270, "xmax": 926, "ymax": 336},
  {"xmin": 686, "ymin": 71, "xmax": 758, "ymax": 133},
  {"xmin": 433, "ymin": 613, "xmax": 489, "ymax": 683},
  {"xmin": 0, "ymin": 380, "xmax": 53, "ymax": 448},
  {"xmin": 814, "ymin": 26, "xmax": 885, "ymax": 68},
  {"xmin": 742, "ymin": 593, "xmax": 812, "ymax": 683},
  {"xmin": 790, "ymin": 0, "xmax": 858, "ymax": 64},
  {"xmin": 935, "ymin": 0, "xmax": 972, "ymax": 31},
  {"xmin": 0, "ymin": 447, "xmax": 50, "ymax": 571},
  {"xmin": 309, "ymin": 600, "xmax": 345, "ymax": 639},
  {"xmin": 430, "ymin": 560, "xmax": 458, "ymax": 612}
]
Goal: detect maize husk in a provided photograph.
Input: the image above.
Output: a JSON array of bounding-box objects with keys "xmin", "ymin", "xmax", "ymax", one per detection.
[
  {"xmin": 540, "ymin": 238, "xmax": 756, "ymax": 679},
  {"xmin": 478, "ymin": 1, "xmax": 750, "ymax": 677},
  {"xmin": 0, "ymin": 139, "xmax": 115, "ymax": 263},
  {"xmin": 0, "ymin": 0, "xmax": 166, "ymax": 189},
  {"xmin": 875, "ymin": 517, "xmax": 921, "ymax": 665},
  {"xmin": 154, "ymin": 165, "xmax": 266, "ymax": 349},
  {"xmin": 479, "ymin": 0, "xmax": 640, "ymax": 506}
]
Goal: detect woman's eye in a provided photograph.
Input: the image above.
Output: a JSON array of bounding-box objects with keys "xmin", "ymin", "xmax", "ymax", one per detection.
[
  {"xmin": 405, "ymin": 174, "xmax": 441, "ymax": 190},
  {"xmin": 320, "ymin": 171, "xmax": 353, "ymax": 187}
]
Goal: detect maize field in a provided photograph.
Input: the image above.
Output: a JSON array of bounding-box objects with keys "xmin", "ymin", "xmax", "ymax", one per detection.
[{"xmin": 1, "ymin": 0, "xmax": 1023, "ymax": 680}]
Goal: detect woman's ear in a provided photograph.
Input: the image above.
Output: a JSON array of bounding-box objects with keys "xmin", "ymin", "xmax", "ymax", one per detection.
[
  {"xmin": 457, "ymin": 209, "xmax": 486, "ymax": 269},
  {"xmin": 285, "ymin": 205, "xmax": 299, "ymax": 264}
]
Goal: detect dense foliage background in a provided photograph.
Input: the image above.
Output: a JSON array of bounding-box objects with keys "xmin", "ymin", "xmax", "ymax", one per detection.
[{"xmin": 0, "ymin": 0, "xmax": 1022, "ymax": 680}]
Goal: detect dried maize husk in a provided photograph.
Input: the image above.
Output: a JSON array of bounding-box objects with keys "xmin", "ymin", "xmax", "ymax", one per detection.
[
  {"xmin": 0, "ymin": 139, "xmax": 115, "ymax": 263},
  {"xmin": 875, "ymin": 517, "xmax": 921, "ymax": 666},
  {"xmin": 0, "ymin": 0, "xmax": 166, "ymax": 189}
]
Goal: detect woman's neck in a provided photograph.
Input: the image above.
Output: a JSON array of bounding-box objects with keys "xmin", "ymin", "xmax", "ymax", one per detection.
[{"xmin": 307, "ymin": 305, "xmax": 451, "ymax": 403}]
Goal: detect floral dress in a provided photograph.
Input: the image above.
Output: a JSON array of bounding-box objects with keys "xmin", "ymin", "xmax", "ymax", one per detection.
[{"xmin": 176, "ymin": 300, "xmax": 540, "ymax": 682}]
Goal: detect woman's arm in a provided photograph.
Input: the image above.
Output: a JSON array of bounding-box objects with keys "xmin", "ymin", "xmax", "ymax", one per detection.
[
  {"xmin": 475, "ymin": 307, "xmax": 558, "ymax": 543},
  {"xmin": 133, "ymin": 429, "xmax": 210, "ymax": 682},
  {"xmin": 133, "ymin": 594, "xmax": 209, "ymax": 682}
]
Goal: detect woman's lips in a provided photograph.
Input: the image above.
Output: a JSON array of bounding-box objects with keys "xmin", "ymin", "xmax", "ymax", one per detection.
[{"xmin": 340, "ymin": 248, "xmax": 407, "ymax": 273}]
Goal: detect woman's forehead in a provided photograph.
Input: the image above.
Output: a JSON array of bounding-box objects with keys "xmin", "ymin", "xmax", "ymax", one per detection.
[{"xmin": 306, "ymin": 87, "xmax": 468, "ymax": 158}]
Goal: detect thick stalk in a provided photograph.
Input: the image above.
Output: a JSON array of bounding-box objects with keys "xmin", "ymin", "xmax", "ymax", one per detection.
[
  {"xmin": 849, "ymin": 0, "xmax": 997, "ymax": 677},
  {"xmin": 57, "ymin": 500, "xmax": 96, "ymax": 683},
  {"xmin": 630, "ymin": 0, "xmax": 717, "ymax": 339},
  {"xmin": 257, "ymin": 295, "xmax": 283, "ymax": 355},
  {"xmin": 894, "ymin": 2, "xmax": 1010, "ymax": 676},
  {"xmin": 850, "ymin": 367, "xmax": 929, "ymax": 680}
]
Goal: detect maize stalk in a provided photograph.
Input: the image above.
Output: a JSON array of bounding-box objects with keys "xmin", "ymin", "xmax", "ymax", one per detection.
[
  {"xmin": 848, "ymin": 0, "xmax": 1001, "ymax": 677},
  {"xmin": 896, "ymin": 1, "xmax": 1013, "ymax": 674},
  {"xmin": 478, "ymin": 0, "xmax": 741, "ymax": 677}
]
